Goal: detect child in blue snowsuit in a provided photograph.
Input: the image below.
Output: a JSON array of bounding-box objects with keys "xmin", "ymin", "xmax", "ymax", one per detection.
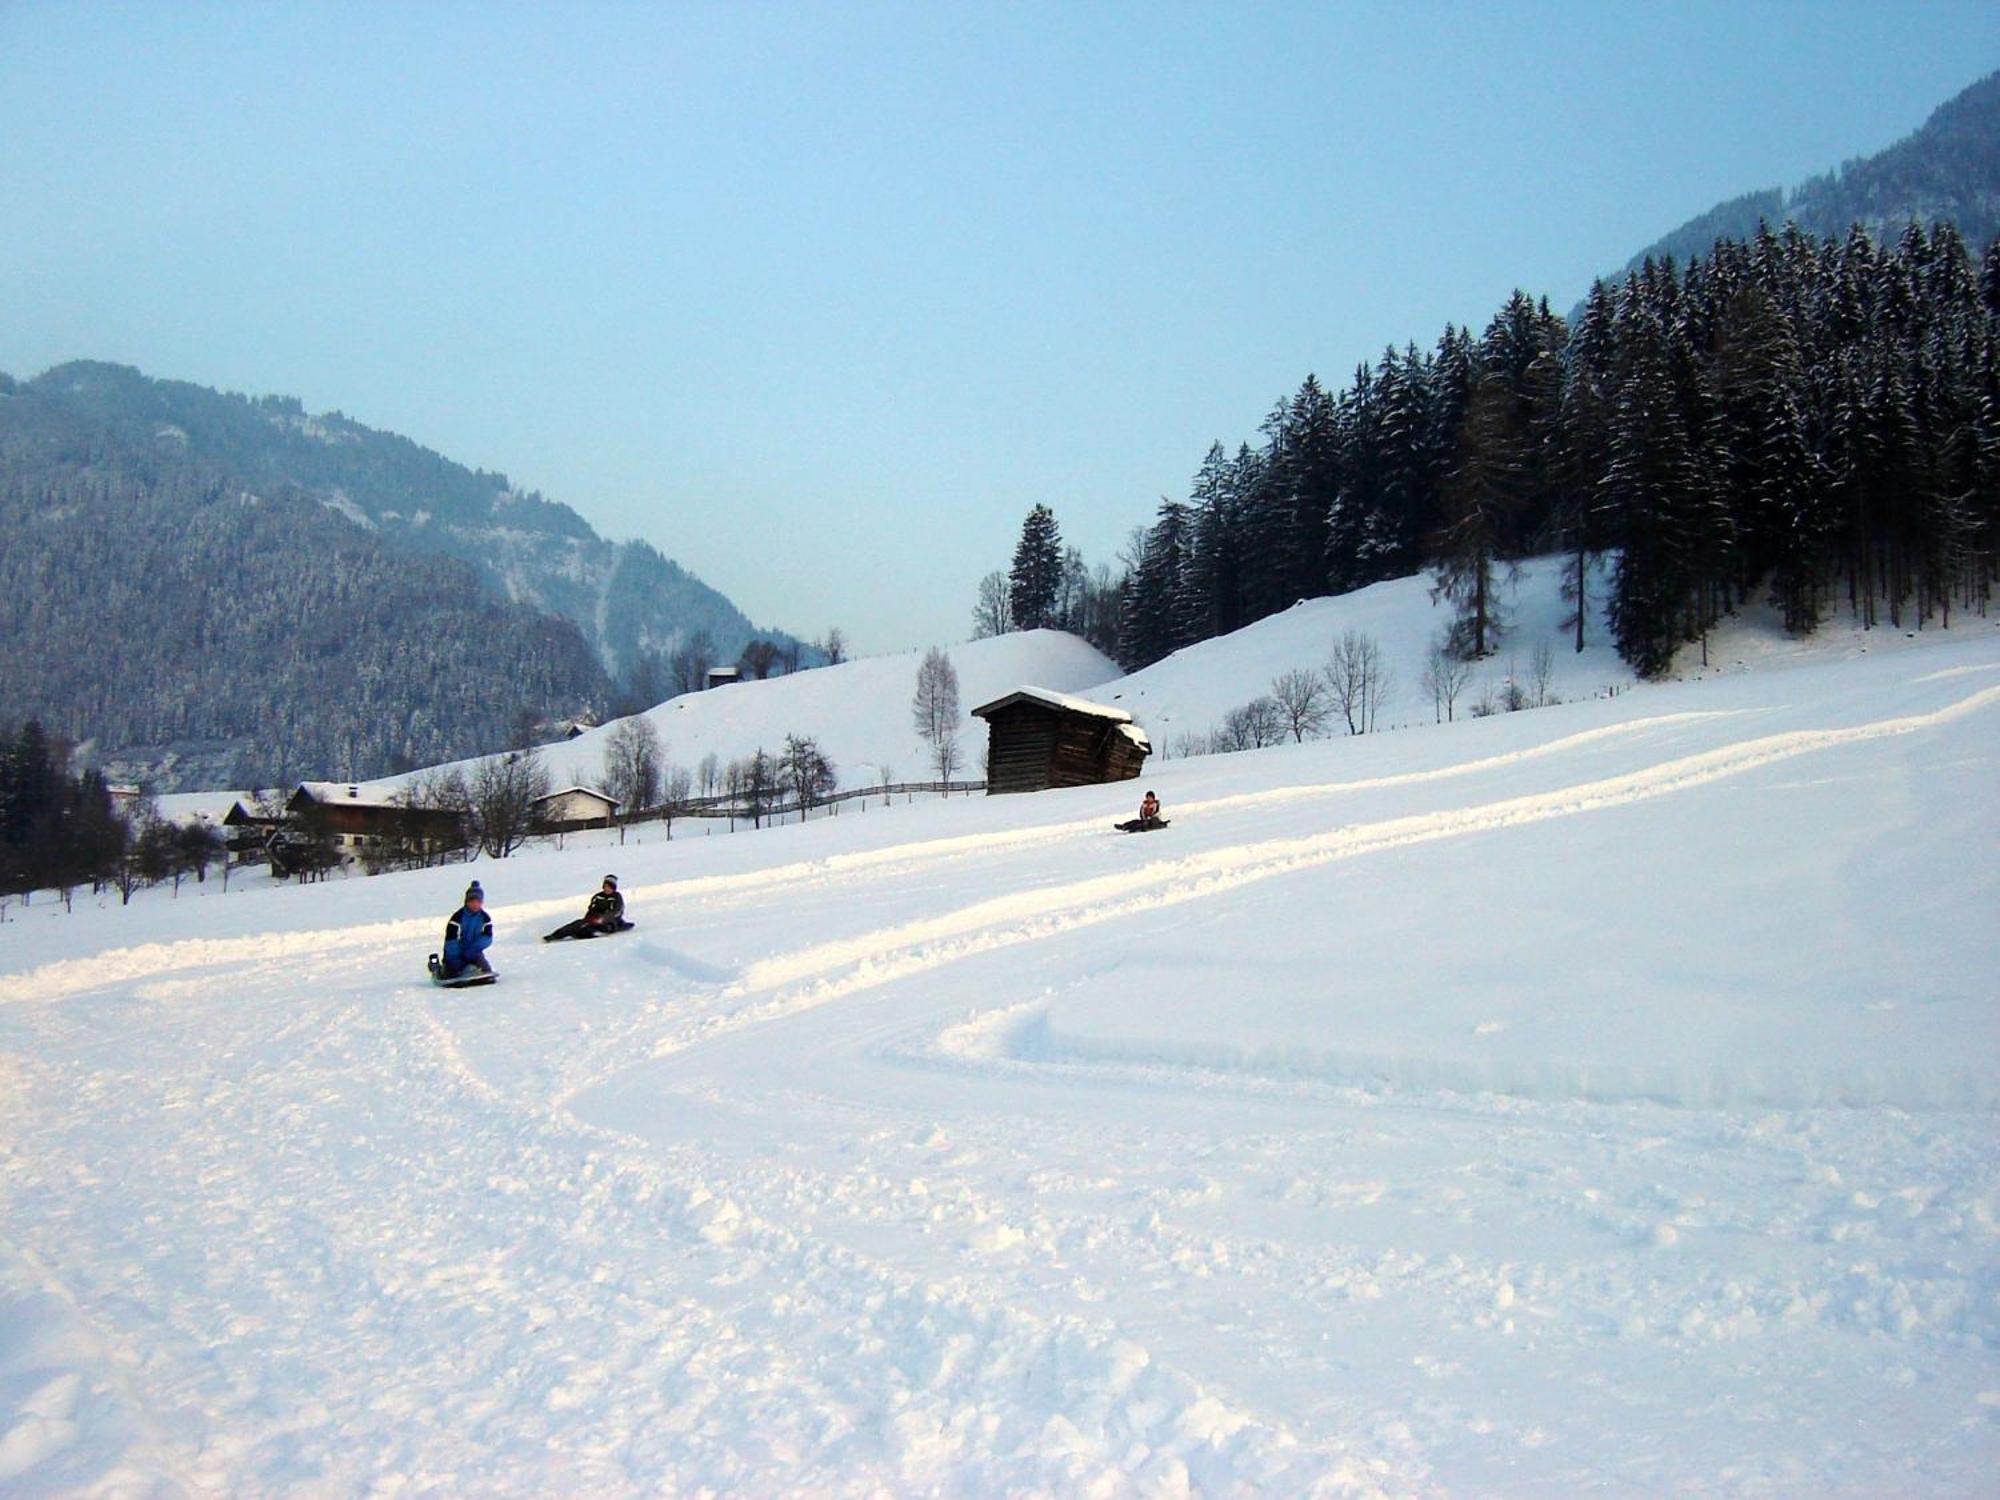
[{"xmin": 440, "ymin": 882, "xmax": 494, "ymax": 978}]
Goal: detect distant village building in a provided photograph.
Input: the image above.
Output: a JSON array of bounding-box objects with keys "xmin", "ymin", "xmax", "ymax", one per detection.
[
  {"xmin": 705, "ymin": 666, "xmax": 742, "ymax": 690},
  {"xmin": 221, "ymin": 799, "xmax": 285, "ymax": 863},
  {"xmin": 971, "ymin": 687, "xmax": 1151, "ymax": 794},
  {"xmin": 287, "ymin": 782, "xmax": 420, "ymax": 851},
  {"xmin": 533, "ymin": 785, "xmax": 620, "ymax": 830}
]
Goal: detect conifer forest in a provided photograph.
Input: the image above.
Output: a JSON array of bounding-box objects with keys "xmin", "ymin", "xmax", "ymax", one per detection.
[{"xmin": 1099, "ymin": 224, "xmax": 2000, "ymax": 676}]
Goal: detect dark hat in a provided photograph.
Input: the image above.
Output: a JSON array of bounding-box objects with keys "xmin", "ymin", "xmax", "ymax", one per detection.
[
  {"xmin": 603, "ymin": 874, "xmax": 618, "ymax": 886},
  {"xmin": 465, "ymin": 881, "xmax": 485, "ymax": 902}
]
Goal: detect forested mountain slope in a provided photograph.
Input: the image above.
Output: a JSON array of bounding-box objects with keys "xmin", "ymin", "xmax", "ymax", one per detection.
[
  {"xmin": 1615, "ymin": 69, "xmax": 2000, "ymax": 279},
  {"xmin": 0, "ymin": 362, "xmax": 802, "ymax": 788},
  {"xmin": 1, "ymin": 361, "xmax": 798, "ymax": 683},
  {"xmin": 0, "ymin": 394, "xmax": 608, "ymax": 788}
]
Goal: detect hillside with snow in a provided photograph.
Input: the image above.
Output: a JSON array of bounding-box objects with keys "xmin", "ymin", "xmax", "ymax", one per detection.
[
  {"xmin": 355, "ymin": 554, "xmax": 1957, "ymax": 812},
  {"xmin": 5, "ymin": 579, "xmax": 1997, "ymax": 1491},
  {"xmin": 378, "ymin": 626, "xmax": 1122, "ymax": 806}
]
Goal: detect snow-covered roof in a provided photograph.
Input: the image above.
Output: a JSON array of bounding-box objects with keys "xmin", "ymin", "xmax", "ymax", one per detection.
[
  {"xmin": 293, "ymin": 780, "xmax": 403, "ymax": 810},
  {"xmin": 1115, "ymin": 722, "xmax": 1151, "ymax": 753},
  {"xmin": 970, "ymin": 685, "xmax": 1134, "ymax": 724},
  {"xmin": 534, "ymin": 785, "xmax": 619, "ymax": 808}
]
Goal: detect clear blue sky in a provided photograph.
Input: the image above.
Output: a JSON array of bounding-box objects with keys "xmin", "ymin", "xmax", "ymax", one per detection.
[{"xmin": 4, "ymin": 2, "xmax": 1995, "ymax": 654}]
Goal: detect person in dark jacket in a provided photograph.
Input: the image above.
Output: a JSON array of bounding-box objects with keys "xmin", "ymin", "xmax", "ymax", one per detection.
[
  {"xmin": 543, "ymin": 875, "xmax": 631, "ymax": 942},
  {"xmin": 438, "ymin": 882, "xmax": 495, "ymax": 977}
]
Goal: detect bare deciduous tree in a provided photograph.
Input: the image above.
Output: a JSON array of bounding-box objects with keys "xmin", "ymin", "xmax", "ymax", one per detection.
[
  {"xmin": 470, "ymin": 749, "xmax": 552, "ymax": 858},
  {"xmin": 1325, "ymin": 629, "xmax": 1393, "ymax": 735},
  {"xmin": 970, "ymin": 571, "xmax": 1014, "ymax": 639},
  {"xmin": 601, "ymin": 716, "xmax": 664, "ymax": 822},
  {"xmin": 1528, "ymin": 638, "xmax": 1556, "ymax": 708},
  {"xmin": 657, "ymin": 765, "xmax": 692, "ymax": 838},
  {"xmin": 912, "ymin": 647, "xmax": 962, "ymax": 781},
  {"xmin": 737, "ymin": 749, "xmax": 777, "ymax": 828},
  {"xmin": 389, "ymin": 766, "xmax": 471, "ymax": 867},
  {"xmin": 1269, "ymin": 668, "xmax": 1332, "ymax": 742},
  {"xmin": 668, "ymin": 631, "xmax": 716, "ymax": 695},
  {"xmin": 1216, "ymin": 696, "xmax": 1286, "ymax": 751},
  {"xmin": 739, "ymin": 639, "xmax": 781, "ymax": 679},
  {"xmin": 782, "ymin": 733, "xmax": 837, "ymax": 814},
  {"xmin": 1421, "ymin": 637, "xmax": 1474, "ymax": 723}
]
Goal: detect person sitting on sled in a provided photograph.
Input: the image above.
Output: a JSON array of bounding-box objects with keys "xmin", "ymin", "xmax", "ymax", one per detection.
[
  {"xmin": 543, "ymin": 874, "xmax": 631, "ymax": 942},
  {"xmin": 1137, "ymin": 790, "xmax": 1161, "ymax": 826},
  {"xmin": 438, "ymin": 882, "xmax": 494, "ymax": 978}
]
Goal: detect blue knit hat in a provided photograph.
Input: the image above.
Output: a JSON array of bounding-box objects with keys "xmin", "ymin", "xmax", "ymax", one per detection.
[{"xmin": 465, "ymin": 881, "xmax": 484, "ymax": 903}]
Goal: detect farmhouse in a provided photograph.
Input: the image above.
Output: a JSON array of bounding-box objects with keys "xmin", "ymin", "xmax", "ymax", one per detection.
[
  {"xmin": 970, "ymin": 686, "xmax": 1150, "ymax": 794},
  {"xmin": 533, "ymin": 785, "xmax": 620, "ymax": 830},
  {"xmin": 288, "ymin": 782, "xmax": 411, "ymax": 849}
]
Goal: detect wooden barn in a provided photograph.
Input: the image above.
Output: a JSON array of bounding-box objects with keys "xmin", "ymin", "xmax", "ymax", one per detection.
[{"xmin": 971, "ymin": 686, "xmax": 1151, "ymax": 794}]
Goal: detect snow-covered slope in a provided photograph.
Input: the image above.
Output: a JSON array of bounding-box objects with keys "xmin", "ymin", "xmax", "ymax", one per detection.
[
  {"xmin": 4, "ymin": 620, "xmax": 1996, "ymax": 1494},
  {"xmin": 381, "ymin": 627, "xmax": 1121, "ymax": 801},
  {"xmin": 1103, "ymin": 555, "xmax": 1632, "ymax": 751}
]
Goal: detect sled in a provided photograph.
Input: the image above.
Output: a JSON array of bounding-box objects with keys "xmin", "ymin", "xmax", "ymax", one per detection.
[
  {"xmin": 429, "ymin": 953, "xmax": 498, "ymax": 987},
  {"xmin": 542, "ymin": 920, "xmax": 636, "ymax": 943},
  {"xmin": 1114, "ymin": 817, "xmax": 1171, "ymax": 833}
]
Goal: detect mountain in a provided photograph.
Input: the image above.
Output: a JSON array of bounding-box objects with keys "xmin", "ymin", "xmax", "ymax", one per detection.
[
  {"xmin": 5, "ymin": 362, "xmax": 798, "ymax": 685},
  {"xmin": 0, "ymin": 363, "xmax": 799, "ymax": 789},
  {"xmin": 1612, "ymin": 69, "xmax": 2000, "ymax": 279}
]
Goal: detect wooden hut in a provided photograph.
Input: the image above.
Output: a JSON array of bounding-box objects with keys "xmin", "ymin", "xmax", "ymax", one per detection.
[{"xmin": 971, "ymin": 686, "xmax": 1151, "ymax": 794}]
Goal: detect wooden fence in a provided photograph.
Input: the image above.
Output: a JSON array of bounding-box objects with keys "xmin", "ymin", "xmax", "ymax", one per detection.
[{"xmin": 618, "ymin": 779, "xmax": 986, "ymax": 833}]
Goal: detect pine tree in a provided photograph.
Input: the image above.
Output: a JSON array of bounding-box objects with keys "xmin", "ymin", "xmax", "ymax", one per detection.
[
  {"xmin": 1178, "ymin": 443, "xmax": 1241, "ymax": 645},
  {"xmin": 1432, "ymin": 369, "xmax": 1524, "ymax": 658},
  {"xmin": 1559, "ymin": 281, "xmax": 1621, "ymax": 649},
  {"xmin": 1323, "ymin": 365, "xmax": 1379, "ymax": 592},
  {"xmin": 1120, "ymin": 500, "xmax": 1193, "ymax": 670},
  {"xmin": 1603, "ymin": 310, "xmax": 1704, "ymax": 676},
  {"xmin": 1008, "ymin": 505, "xmax": 1064, "ymax": 630}
]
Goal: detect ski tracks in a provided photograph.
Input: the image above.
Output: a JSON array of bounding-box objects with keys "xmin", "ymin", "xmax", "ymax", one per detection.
[
  {"xmin": 0, "ymin": 703, "xmax": 1745, "ymax": 1013},
  {"xmin": 580, "ymin": 683, "xmax": 2000, "ymax": 1085}
]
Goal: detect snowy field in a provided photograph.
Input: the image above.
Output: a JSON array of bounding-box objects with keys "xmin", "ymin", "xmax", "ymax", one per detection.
[{"xmin": 6, "ymin": 604, "xmax": 2000, "ymax": 1493}]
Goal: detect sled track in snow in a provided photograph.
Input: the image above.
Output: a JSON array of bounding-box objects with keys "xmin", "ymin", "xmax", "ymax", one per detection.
[
  {"xmin": 0, "ymin": 709, "xmax": 1735, "ymax": 1006},
  {"xmin": 5, "ymin": 693, "xmax": 1989, "ymax": 1021},
  {"xmin": 570, "ymin": 686, "xmax": 2000, "ymax": 1084}
]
